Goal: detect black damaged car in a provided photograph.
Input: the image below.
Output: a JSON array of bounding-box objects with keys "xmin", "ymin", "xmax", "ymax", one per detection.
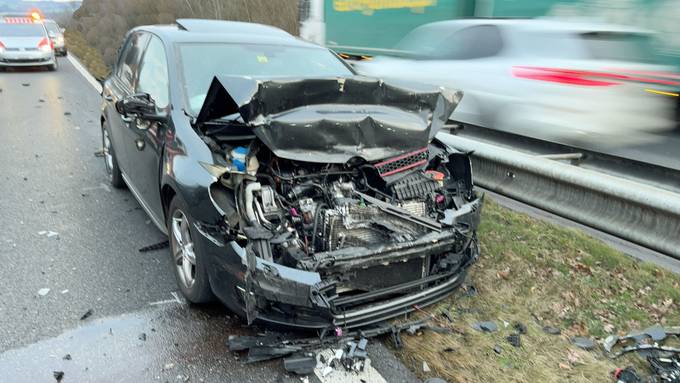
[{"xmin": 101, "ymin": 19, "xmax": 483, "ymax": 329}]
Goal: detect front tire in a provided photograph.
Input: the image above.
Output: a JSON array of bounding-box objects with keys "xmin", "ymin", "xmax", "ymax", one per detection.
[
  {"xmin": 167, "ymin": 196, "xmax": 214, "ymax": 303},
  {"xmin": 101, "ymin": 121, "xmax": 125, "ymax": 188}
]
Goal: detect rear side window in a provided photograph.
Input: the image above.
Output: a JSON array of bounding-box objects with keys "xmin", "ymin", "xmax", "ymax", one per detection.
[
  {"xmin": 0, "ymin": 23, "xmax": 46, "ymax": 37},
  {"xmin": 581, "ymin": 32, "xmax": 658, "ymax": 63},
  {"xmin": 440, "ymin": 25, "xmax": 503, "ymax": 60},
  {"xmin": 116, "ymin": 32, "xmax": 150, "ymax": 90}
]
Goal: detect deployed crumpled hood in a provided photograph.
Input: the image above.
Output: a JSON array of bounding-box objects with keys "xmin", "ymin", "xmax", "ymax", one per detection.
[{"xmin": 195, "ymin": 75, "xmax": 461, "ymax": 163}]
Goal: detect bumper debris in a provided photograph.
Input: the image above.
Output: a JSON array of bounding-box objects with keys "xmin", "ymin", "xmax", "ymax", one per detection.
[{"xmin": 227, "ymin": 317, "xmax": 442, "ymax": 375}]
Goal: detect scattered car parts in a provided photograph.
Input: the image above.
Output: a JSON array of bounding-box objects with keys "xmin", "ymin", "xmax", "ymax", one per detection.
[
  {"xmin": 605, "ymin": 326, "xmax": 680, "ymax": 357},
  {"xmin": 608, "ymin": 325, "xmax": 680, "ymax": 382},
  {"xmin": 228, "ymin": 317, "xmax": 442, "ymax": 375}
]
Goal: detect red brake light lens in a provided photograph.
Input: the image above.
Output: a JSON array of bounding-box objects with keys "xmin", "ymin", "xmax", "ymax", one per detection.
[
  {"xmin": 512, "ymin": 66, "xmax": 619, "ymax": 87},
  {"xmin": 513, "ymin": 66, "xmax": 680, "ymax": 87},
  {"xmin": 38, "ymin": 37, "xmax": 52, "ymax": 50}
]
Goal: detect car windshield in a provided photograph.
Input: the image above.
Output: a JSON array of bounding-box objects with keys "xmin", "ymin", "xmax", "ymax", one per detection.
[
  {"xmin": 580, "ymin": 32, "xmax": 658, "ymax": 63},
  {"xmin": 0, "ymin": 23, "xmax": 45, "ymax": 37},
  {"xmin": 178, "ymin": 43, "xmax": 353, "ymax": 115}
]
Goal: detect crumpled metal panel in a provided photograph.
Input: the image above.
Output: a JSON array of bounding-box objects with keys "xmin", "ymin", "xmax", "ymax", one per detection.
[{"xmin": 195, "ymin": 75, "xmax": 462, "ymax": 163}]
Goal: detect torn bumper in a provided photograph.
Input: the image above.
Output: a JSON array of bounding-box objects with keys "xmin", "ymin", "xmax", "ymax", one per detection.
[{"xmin": 201, "ymin": 195, "xmax": 482, "ymax": 329}]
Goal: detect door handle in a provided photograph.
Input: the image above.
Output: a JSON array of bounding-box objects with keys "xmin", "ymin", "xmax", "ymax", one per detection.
[
  {"xmin": 104, "ymin": 94, "xmax": 113, "ymax": 102},
  {"xmin": 121, "ymin": 115, "xmax": 133, "ymax": 123}
]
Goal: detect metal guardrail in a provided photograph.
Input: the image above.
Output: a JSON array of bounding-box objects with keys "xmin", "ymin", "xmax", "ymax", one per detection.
[{"xmin": 438, "ymin": 133, "xmax": 680, "ymax": 259}]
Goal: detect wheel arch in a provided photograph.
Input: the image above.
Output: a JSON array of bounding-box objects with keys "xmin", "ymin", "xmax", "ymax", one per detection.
[{"xmin": 161, "ymin": 183, "xmax": 177, "ymax": 222}]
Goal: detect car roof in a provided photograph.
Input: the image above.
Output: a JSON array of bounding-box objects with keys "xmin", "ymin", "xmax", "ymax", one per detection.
[
  {"xmin": 132, "ymin": 19, "xmax": 320, "ymax": 49},
  {"xmin": 0, "ymin": 12, "xmax": 32, "ymax": 18},
  {"xmin": 414, "ymin": 18, "xmax": 651, "ymax": 35}
]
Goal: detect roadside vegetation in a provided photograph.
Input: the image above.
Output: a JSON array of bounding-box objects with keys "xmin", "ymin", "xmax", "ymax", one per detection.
[
  {"xmin": 64, "ymin": 29, "xmax": 110, "ymax": 79},
  {"xmin": 396, "ymin": 198, "xmax": 680, "ymax": 382},
  {"xmin": 65, "ymin": 0, "xmax": 298, "ymax": 75}
]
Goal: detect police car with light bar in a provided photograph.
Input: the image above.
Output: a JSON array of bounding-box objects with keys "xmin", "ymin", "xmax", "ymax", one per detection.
[{"xmin": 0, "ymin": 13, "xmax": 57, "ymax": 71}]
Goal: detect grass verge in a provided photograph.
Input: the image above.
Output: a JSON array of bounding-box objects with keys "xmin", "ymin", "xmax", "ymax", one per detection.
[
  {"xmin": 64, "ymin": 29, "xmax": 110, "ymax": 80},
  {"xmin": 394, "ymin": 198, "xmax": 680, "ymax": 383}
]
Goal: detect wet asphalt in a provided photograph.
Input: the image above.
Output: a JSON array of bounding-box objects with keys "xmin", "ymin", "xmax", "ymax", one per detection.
[{"xmin": 0, "ymin": 59, "xmax": 419, "ymax": 382}]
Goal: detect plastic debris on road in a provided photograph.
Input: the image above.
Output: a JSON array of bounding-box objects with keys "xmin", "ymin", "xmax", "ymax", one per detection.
[
  {"xmin": 80, "ymin": 309, "xmax": 93, "ymax": 320},
  {"xmin": 53, "ymin": 371, "xmax": 64, "ymax": 382},
  {"xmin": 37, "ymin": 231, "xmax": 59, "ymax": 239}
]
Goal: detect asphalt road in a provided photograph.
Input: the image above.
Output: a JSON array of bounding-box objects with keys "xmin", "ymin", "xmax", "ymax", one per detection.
[
  {"xmin": 538, "ymin": 128, "xmax": 680, "ymax": 172},
  {"xmin": 0, "ymin": 58, "xmax": 418, "ymax": 383},
  {"xmin": 605, "ymin": 129, "xmax": 680, "ymax": 171}
]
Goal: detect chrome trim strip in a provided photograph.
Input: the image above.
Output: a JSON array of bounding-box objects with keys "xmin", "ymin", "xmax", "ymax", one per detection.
[
  {"xmin": 332, "ymin": 274, "xmax": 460, "ymax": 320},
  {"xmin": 121, "ymin": 171, "xmax": 168, "ymax": 235}
]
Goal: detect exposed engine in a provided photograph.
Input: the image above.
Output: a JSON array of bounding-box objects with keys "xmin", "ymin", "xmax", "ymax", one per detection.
[
  {"xmin": 192, "ymin": 75, "xmax": 481, "ymax": 325},
  {"xmin": 217, "ymin": 141, "xmax": 474, "ymax": 275}
]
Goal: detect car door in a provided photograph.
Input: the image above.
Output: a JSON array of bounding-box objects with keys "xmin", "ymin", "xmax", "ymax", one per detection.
[
  {"xmin": 103, "ymin": 31, "xmax": 150, "ymax": 174},
  {"xmin": 122, "ymin": 34, "xmax": 170, "ymax": 229}
]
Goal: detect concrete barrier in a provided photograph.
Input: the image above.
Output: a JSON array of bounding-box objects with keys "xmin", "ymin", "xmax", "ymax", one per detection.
[{"xmin": 438, "ymin": 134, "xmax": 680, "ymax": 259}]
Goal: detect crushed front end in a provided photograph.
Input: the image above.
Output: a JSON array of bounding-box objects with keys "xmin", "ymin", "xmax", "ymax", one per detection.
[{"xmin": 194, "ymin": 76, "xmax": 483, "ymax": 329}]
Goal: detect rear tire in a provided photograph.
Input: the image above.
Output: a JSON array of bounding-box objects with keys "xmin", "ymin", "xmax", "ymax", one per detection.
[
  {"xmin": 101, "ymin": 121, "xmax": 125, "ymax": 189},
  {"xmin": 167, "ymin": 196, "xmax": 214, "ymax": 304}
]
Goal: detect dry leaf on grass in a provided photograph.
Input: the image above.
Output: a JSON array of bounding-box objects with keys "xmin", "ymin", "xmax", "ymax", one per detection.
[
  {"xmin": 567, "ymin": 349, "xmax": 583, "ymax": 365},
  {"xmin": 603, "ymin": 323, "xmax": 615, "ymax": 334},
  {"xmin": 497, "ymin": 268, "xmax": 511, "ymax": 280}
]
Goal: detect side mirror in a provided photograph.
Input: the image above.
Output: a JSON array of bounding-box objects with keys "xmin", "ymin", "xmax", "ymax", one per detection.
[{"xmin": 115, "ymin": 93, "xmax": 167, "ymax": 123}]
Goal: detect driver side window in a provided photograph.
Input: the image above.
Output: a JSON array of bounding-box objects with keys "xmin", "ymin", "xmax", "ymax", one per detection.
[
  {"xmin": 116, "ymin": 32, "xmax": 150, "ymax": 91},
  {"xmin": 136, "ymin": 36, "xmax": 170, "ymax": 108}
]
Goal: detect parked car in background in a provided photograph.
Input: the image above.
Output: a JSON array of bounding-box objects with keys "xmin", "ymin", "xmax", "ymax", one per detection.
[
  {"xmin": 100, "ymin": 19, "xmax": 482, "ymax": 329},
  {"xmin": 43, "ymin": 19, "xmax": 66, "ymax": 56},
  {"xmin": 0, "ymin": 13, "xmax": 57, "ymax": 71},
  {"xmin": 354, "ymin": 19, "xmax": 680, "ymax": 144}
]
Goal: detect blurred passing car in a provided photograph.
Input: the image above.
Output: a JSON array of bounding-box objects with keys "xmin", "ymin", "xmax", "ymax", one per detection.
[
  {"xmin": 44, "ymin": 19, "xmax": 66, "ymax": 56},
  {"xmin": 354, "ymin": 19, "xmax": 680, "ymax": 142},
  {"xmin": 0, "ymin": 14, "xmax": 57, "ymax": 71}
]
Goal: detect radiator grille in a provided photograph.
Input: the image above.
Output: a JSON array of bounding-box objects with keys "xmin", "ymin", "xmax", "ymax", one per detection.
[{"xmin": 374, "ymin": 148, "xmax": 428, "ymax": 177}]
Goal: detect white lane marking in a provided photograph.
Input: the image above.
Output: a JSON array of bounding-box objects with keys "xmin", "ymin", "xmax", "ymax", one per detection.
[
  {"xmin": 99, "ymin": 182, "xmax": 111, "ymax": 193},
  {"xmin": 66, "ymin": 54, "xmax": 102, "ymax": 94},
  {"xmin": 170, "ymin": 291, "xmax": 184, "ymax": 304},
  {"xmin": 149, "ymin": 292, "xmax": 185, "ymax": 306},
  {"xmin": 81, "ymin": 183, "xmax": 111, "ymax": 193},
  {"xmin": 148, "ymin": 299, "xmax": 178, "ymax": 306}
]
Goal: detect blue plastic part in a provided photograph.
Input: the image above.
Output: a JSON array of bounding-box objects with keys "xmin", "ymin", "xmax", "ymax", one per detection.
[{"xmin": 231, "ymin": 146, "xmax": 248, "ymax": 172}]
